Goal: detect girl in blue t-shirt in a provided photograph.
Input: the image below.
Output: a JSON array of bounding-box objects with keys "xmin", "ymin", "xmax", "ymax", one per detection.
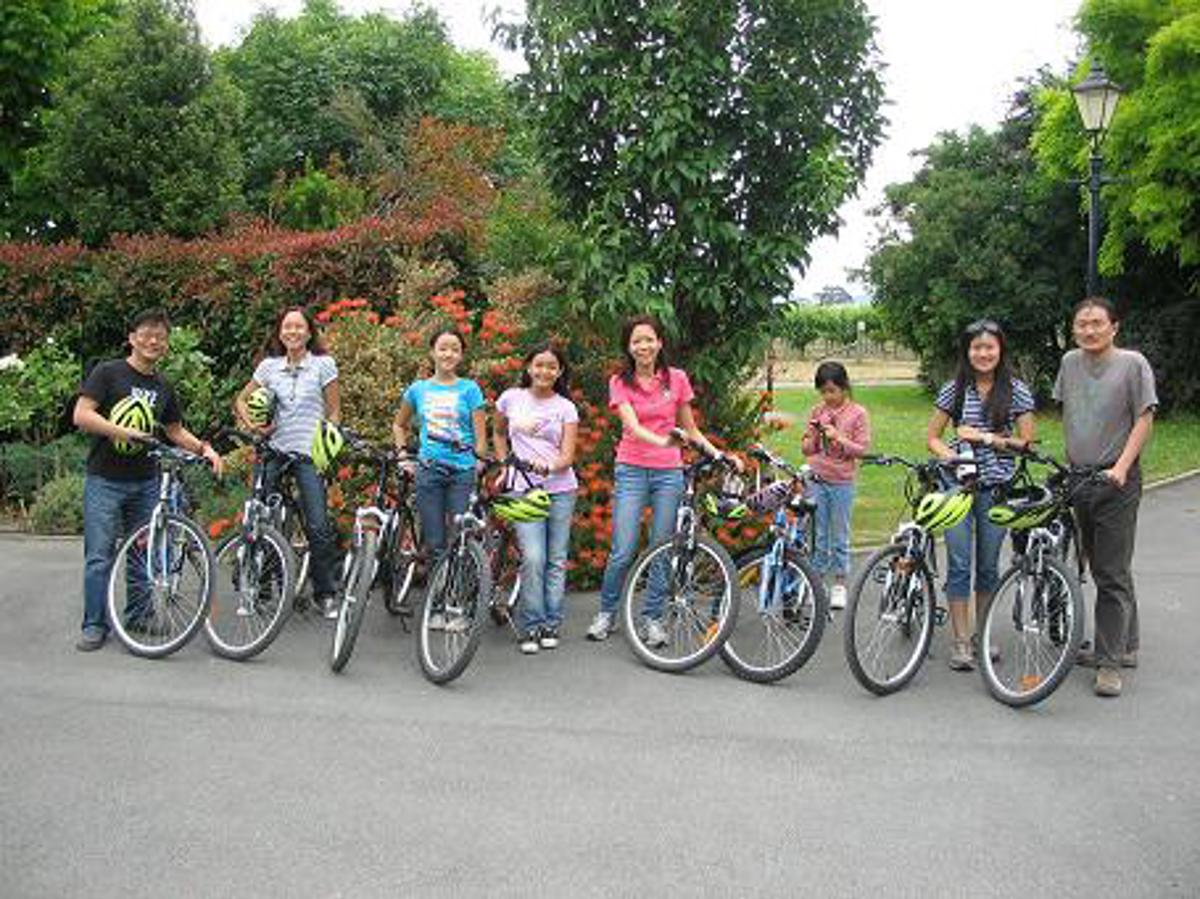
[{"xmin": 393, "ymin": 328, "xmax": 487, "ymax": 564}]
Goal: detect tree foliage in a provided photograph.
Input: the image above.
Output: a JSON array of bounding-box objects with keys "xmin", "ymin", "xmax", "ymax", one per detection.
[
  {"xmin": 865, "ymin": 87, "xmax": 1087, "ymax": 393},
  {"xmin": 507, "ymin": 0, "xmax": 885, "ymax": 394}
]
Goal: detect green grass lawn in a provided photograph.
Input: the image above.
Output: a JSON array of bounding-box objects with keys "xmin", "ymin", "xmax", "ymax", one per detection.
[{"xmin": 766, "ymin": 384, "xmax": 1200, "ymax": 547}]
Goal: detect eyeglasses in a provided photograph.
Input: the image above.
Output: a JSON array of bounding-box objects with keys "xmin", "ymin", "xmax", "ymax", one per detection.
[{"xmin": 965, "ymin": 319, "xmax": 1003, "ymax": 337}]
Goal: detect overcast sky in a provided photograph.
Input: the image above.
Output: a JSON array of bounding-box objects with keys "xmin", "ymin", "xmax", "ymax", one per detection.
[{"xmin": 194, "ymin": 0, "xmax": 1085, "ymax": 298}]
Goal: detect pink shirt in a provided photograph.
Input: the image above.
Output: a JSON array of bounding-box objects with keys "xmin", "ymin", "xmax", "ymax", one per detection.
[
  {"xmin": 801, "ymin": 401, "xmax": 870, "ymax": 484},
  {"xmin": 495, "ymin": 387, "xmax": 579, "ymax": 494},
  {"xmin": 608, "ymin": 368, "xmax": 695, "ymax": 469}
]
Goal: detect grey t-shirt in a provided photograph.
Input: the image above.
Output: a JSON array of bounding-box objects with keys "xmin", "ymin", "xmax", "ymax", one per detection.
[{"xmin": 1052, "ymin": 348, "xmax": 1157, "ymax": 466}]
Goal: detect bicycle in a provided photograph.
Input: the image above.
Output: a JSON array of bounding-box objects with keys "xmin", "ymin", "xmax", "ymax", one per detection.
[
  {"xmin": 329, "ymin": 430, "xmax": 422, "ymax": 673},
  {"xmin": 414, "ymin": 436, "xmax": 542, "ymax": 684},
  {"xmin": 106, "ymin": 438, "xmax": 216, "ymax": 658},
  {"xmin": 719, "ymin": 444, "xmax": 829, "ymax": 683},
  {"xmin": 843, "ymin": 453, "xmax": 976, "ymax": 695},
  {"xmin": 618, "ymin": 429, "xmax": 741, "ymax": 673},
  {"xmin": 977, "ymin": 446, "xmax": 1102, "ymax": 707},
  {"xmin": 203, "ymin": 429, "xmax": 312, "ymax": 660}
]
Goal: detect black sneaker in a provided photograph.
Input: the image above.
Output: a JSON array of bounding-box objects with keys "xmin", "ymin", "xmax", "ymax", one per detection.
[
  {"xmin": 519, "ymin": 631, "xmax": 540, "ymax": 654},
  {"xmin": 539, "ymin": 628, "xmax": 560, "ymax": 650}
]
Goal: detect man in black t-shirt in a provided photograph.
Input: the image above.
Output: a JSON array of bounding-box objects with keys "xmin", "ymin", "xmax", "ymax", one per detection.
[{"xmin": 72, "ymin": 308, "xmax": 223, "ymax": 651}]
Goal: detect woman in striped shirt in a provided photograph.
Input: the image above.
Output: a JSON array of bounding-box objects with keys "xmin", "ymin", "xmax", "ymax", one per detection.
[
  {"xmin": 927, "ymin": 319, "xmax": 1035, "ymax": 671},
  {"xmin": 235, "ymin": 307, "xmax": 342, "ymax": 618}
]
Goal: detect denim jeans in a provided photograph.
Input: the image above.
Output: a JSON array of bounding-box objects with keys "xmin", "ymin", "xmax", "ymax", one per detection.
[
  {"xmin": 598, "ymin": 463, "xmax": 684, "ymax": 617},
  {"xmin": 944, "ymin": 486, "xmax": 1005, "ymax": 600},
  {"xmin": 82, "ymin": 473, "xmax": 159, "ymax": 633},
  {"xmin": 811, "ymin": 480, "xmax": 855, "ymax": 578},
  {"xmin": 514, "ymin": 490, "xmax": 577, "ymax": 633},
  {"xmin": 415, "ymin": 463, "xmax": 475, "ymax": 562},
  {"xmin": 265, "ymin": 457, "xmax": 338, "ymax": 597}
]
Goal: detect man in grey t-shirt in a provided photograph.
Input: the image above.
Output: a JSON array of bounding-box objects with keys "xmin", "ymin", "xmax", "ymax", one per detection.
[{"xmin": 1052, "ymin": 297, "xmax": 1157, "ymax": 698}]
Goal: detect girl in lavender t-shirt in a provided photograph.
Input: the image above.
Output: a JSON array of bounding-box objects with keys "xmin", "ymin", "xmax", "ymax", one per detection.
[
  {"xmin": 588, "ymin": 315, "xmax": 741, "ymax": 646},
  {"xmin": 494, "ymin": 344, "xmax": 579, "ymax": 653}
]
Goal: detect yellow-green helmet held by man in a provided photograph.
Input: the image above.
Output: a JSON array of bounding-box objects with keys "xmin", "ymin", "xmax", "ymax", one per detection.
[{"xmin": 109, "ymin": 395, "xmax": 156, "ymax": 455}]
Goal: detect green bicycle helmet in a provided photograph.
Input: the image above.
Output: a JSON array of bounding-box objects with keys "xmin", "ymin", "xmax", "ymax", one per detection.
[
  {"xmin": 703, "ymin": 472, "xmax": 749, "ymax": 521},
  {"xmin": 311, "ymin": 419, "xmax": 346, "ymax": 473},
  {"xmin": 493, "ymin": 488, "xmax": 552, "ymax": 523},
  {"xmin": 245, "ymin": 386, "xmax": 276, "ymax": 428},
  {"xmin": 988, "ymin": 485, "xmax": 1056, "ymax": 530},
  {"xmin": 109, "ymin": 395, "xmax": 155, "ymax": 455},
  {"xmin": 913, "ymin": 488, "xmax": 973, "ymax": 534}
]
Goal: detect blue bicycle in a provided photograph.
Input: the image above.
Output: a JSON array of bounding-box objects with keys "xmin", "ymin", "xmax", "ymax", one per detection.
[{"xmin": 719, "ymin": 444, "xmax": 829, "ymax": 683}]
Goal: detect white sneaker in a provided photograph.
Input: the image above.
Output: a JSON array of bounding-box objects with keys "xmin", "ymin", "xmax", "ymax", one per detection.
[
  {"xmin": 830, "ymin": 585, "xmax": 848, "ymax": 610},
  {"xmin": 586, "ymin": 612, "xmax": 616, "ymax": 641},
  {"xmin": 643, "ymin": 617, "xmax": 668, "ymax": 648},
  {"xmin": 519, "ymin": 632, "xmax": 540, "ymax": 654},
  {"xmin": 427, "ymin": 612, "xmax": 446, "ymax": 631}
]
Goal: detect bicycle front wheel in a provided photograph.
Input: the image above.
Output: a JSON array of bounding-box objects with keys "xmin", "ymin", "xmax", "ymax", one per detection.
[
  {"xmin": 843, "ymin": 543, "xmax": 935, "ymax": 695},
  {"xmin": 205, "ymin": 526, "xmax": 294, "ymax": 661},
  {"xmin": 620, "ymin": 532, "xmax": 738, "ymax": 673},
  {"xmin": 720, "ymin": 545, "xmax": 828, "ymax": 683},
  {"xmin": 416, "ymin": 540, "xmax": 489, "ymax": 685},
  {"xmin": 980, "ymin": 554, "xmax": 1084, "ymax": 707},
  {"xmin": 107, "ymin": 512, "xmax": 213, "ymax": 658},
  {"xmin": 330, "ymin": 533, "xmax": 377, "ymax": 673}
]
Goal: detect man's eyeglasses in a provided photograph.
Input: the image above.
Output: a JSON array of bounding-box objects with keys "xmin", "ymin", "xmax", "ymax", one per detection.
[{"xmin": 965, "ymin": 319, "xmax": 1003, "ymax": 337}]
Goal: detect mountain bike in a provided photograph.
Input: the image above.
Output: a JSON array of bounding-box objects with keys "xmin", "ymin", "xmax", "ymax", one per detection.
[
  {"xmin": 106, "ymin": 439, "xmax": 216, "ymax": 658},
  {"xmin": 843, "ymin": 453, "xmax": 975, "ymax": 695},
  {"xmin": 978, "ymin": 446, "xmax": 1103, "ymax": 707},
  {"xmin": 719, "ymin": 444, "xmax": 829, "ymax": 683},
  {"xmin": 414, "ymin": 436, "xmax": 541, "ymax": 684},
  {"xmin": 203, "ymin": 429, "xmax": 310, "ymax": 660},
  {"xmin": 329, "ymin": 430, "xmax": 421, "ymax": 673},
  {"xmin": 618, "ymin": 429, "xmax": 741, "ymax": 673}
]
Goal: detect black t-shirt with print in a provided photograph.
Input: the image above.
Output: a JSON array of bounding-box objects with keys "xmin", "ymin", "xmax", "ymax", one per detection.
[{"xmin": 80, "ymin": 359, "xmax": 182, "ymax": 480}]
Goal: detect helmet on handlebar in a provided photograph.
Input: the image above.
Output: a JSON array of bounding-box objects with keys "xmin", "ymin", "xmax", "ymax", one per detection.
[
  {"xmin": 702, "ymin": 472, "xmax": 749, "ymax": 521},
  {"xmin": 745, "ymin": 479, "xmax": 793, "ymax": 515},
  {"xmin": 245, "ymin": 386, "xmax": 276, "ymax": 428},
  {"xmin": 109, "ymin": 395, "xmax": 156, "ymax": 455},
  {"xmin": 492, "ymin": 488, "xmax": 552, "ymax": 523},
  {"xmin": 311, "ymin": 419, "xmax": 346, "ymax": 473},
  {"xmin": 988, "ymin": 485, "xmax": 1056, "ymax": 530},
  {"xmin": 913, "ymin": 487, "xmax": 973, "ymax": 534}
]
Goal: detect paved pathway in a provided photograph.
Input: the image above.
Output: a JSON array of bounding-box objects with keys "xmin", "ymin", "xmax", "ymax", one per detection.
[{"xmin": 2, "ymin": 479, "xmax": 1198, "ymax": 897}]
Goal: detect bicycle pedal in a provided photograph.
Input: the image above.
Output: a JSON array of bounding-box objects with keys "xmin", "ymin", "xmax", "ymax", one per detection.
[
  {"xmin": 702, "ymin": 621, "xmax": 719, "ymax": 646},
  {"xmin": 933, "ymin": 606, "xmax": 948, "ymax": 626},
  {"xmin": 1019, "ymin": 674, "xmax": 1043, "ymax": 691}
]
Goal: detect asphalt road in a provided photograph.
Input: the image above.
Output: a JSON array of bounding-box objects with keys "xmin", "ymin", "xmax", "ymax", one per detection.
[{"xmin": 2, "ymin": 478, "xmax": 1198, "ymax": 898}]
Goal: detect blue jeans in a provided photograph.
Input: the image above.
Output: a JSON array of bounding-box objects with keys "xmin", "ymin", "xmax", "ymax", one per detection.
[
  {"xmin": 514, "ymin": 490, "xmax": 577, "ymax": 633},
  {"xmin": 811, "ymin": 480, "xmax": 855, "ymax": 578},
  {"xmin": 944, "ymin": 487, "xmax": 1005, "ymax": 601},
  {"xmin": 265, "ymin": 458, "xmax": 338, "ymax": 597},
  {"xmin": 415, "ymin": 463, "xmax": 475, "ymax": 562},
  {"xmin": 82, "ymin": 474, "xmax": 159, "ymax": 633},
  {"xmin": 598, "ymin": 464, "xmax": 684, "ymax": 617}
]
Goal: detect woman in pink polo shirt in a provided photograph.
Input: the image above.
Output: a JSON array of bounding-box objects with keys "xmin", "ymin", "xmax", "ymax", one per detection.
[{"xmin": 587, "ymin": 314, "xmax": 735, "ymax": 646}]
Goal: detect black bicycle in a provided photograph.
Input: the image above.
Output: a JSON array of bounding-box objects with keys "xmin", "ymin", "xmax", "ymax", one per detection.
[
  {"xmin": 329, "ymin": 430, "xmax": 421, "ymax": 673},
  {"xmin": 978, "ymin": 446, "xmax": 1102, "ymax": 707},
  {"xmin": 719, "ymin": 444, "xmax": 829, "ymax": 683}
]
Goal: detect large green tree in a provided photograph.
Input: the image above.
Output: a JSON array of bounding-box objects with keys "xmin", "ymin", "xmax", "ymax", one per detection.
[
  {"xmin": 12, "ymin": 0, "xmax": 243, "ymax": 243},
  {"xmin": 865, "ymin": 84, "xmax": 1087, "ymax": 393},
  {"xmin": 507, "ymin": 0, "xmax": 885, "ymax": 393}
]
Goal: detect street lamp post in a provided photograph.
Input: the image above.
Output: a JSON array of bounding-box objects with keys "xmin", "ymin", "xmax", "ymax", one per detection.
[{"xmin": 1071, "ymin": 62, "xmax": 1122, "ymax": 297}]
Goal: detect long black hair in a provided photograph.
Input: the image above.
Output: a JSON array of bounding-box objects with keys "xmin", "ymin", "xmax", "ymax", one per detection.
[
  {"xmin": 518, "ymin": 342, "xmax": 572, "ymax": 398},
  {"xmin": 618, "ymin": 314, "xmax": 670, "ymax": 389},
  {"xmin": 951, "ymin": 319, "xmax": 1014, "ymax": 430}
]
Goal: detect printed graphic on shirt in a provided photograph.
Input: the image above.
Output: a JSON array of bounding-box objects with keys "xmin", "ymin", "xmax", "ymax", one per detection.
[{"xmin": 424, "ymin": 391, "xmax": 463, "ymax": 441}]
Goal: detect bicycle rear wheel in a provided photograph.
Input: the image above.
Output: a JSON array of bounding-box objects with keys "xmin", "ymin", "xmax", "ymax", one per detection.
[
  {"xmin": 619, "ymin": 532, "xmax": 738, "ymax": 673},
  {"xmin": 330, "ymin": 533, "xmax": 376, "ymax": 673},
  {"xmin": 279, "ymin": 504, "xmax": 311, "ymax": 606},
  {"xmin": 720, "ymin": 545, "xmax": 828, "ymax": 683},
  {"xmin": 205, "ymin": 526, "xmax": 294, "ymax": 660},
  {"xmin": 843, "ymin": 543, "xmax": 935, "ymax": 695},
  {"xmin": 383, "ymin": 507, "xmax": 421, "ymax": 617},
  {"xmin": 488, "ymin": 528, "xmax": 522, "ymax": 629},
  {"xmin": 107, "ymin": 512, "xmax": 213, "ymax": 658},
  {"xmin": 979, "ymin": 554, "xmax": 1084, "ymax": 707},
  {"xmin": 416, "ymin": 540, "xmax": 489, "ymax": 685}
]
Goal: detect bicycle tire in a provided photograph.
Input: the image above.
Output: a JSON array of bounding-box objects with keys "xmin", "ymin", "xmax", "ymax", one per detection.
[
  {"xmin": 979, "ymin": 553, "xmax": 1084, "ymax": 707},
  {"xmin": 383, "ymin": 507, "xmax": 421, "ymax": 616},
  {"xmin": 619, "ymin": 531, "xmax": 739, "ymax": 673},
  {"xmin": 488, "ymin": 528, "xmax": 522, "ymax": 629},
  {"xmin": 330, "ymin": 533, "xmax": 376, "ymax": 673},
  {"xmin": 279, "ymin": 503, "xmax": 311, "ymax": 604},
  {"xmin": 204, "ymin": 526, "xmax": 295, "ymax": 661},
  {"xmin": 720, "ymin": 544, "xmax": 829, "ymax": 683},
  {"xmin": 107, "ymin": 512, "xmax": 214, "ymax": 658},
  {"xmin": 416, "ymin": 540, "xmax": 489, "ymax": 685},
  {"xmin": 843, "ymin": 542, "xmax": 936, "ymax": 696}
]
